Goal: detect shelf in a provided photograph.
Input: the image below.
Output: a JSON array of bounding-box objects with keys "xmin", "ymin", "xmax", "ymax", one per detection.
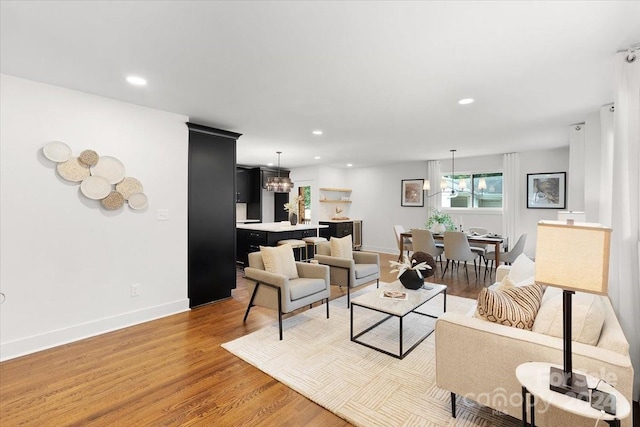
[
  {"xmin": 319, "ymin": 187, "xmax": 351, "ymax": 192},
  {"xmin": 320, "ymin": 200, "xmax": 352, "ymax": 203}
]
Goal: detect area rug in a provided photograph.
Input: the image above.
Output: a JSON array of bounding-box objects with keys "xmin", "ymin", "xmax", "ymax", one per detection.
[{"xmin": 222, "ymin": 284, "xmax": 519, "ymax": 427}]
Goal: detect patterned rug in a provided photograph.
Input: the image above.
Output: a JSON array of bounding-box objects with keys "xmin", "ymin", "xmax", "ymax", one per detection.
[{"xmin": 222, "ymin": 284, "xmax": 519, "ymax": 427}]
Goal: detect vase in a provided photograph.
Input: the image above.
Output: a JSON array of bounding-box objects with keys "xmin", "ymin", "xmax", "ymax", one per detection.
[
  {"xmin": 399, "ymin": 270, "xmax": 424, "ymax": 290},
  {"xmin": 289, "ymin": 212, "xmax": 298, "ymax": 225},
  {"xmin": 431, "ymin": 223, "xmax": 446, "ymax": 234}
]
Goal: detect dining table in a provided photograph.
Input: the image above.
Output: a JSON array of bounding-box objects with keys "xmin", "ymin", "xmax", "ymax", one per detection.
[{"xmin": 399, "ymin": 231, "xmax": 509, "ymax": 265}]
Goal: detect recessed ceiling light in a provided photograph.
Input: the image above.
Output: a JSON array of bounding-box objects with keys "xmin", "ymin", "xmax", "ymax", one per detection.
[
  {"xmin": 347, "ymin": 163, "xmax": 353, "ymax": 167},
  {"xmin": 267, "ymin": 162, "xmax": 274, "ymax": 166},
  {"xmin": 458, "ymin": 98, "xmax": 474, "ymax": 105},
  {"xmin": 312, "ymin": 130, "xmax": 323, "ymax": 135},
  {"xmin": 314, "ymin": 156, "xmax": 321, "ymax": 160},
  {"xmin": 126, "ymin": 75, "xmax": 147, "ymax": 86}
]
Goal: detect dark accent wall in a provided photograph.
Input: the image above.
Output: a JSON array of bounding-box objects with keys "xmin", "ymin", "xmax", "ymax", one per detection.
[{"xmin": 187, "ymin": 123, "xmax": 241, "ymax": 308}]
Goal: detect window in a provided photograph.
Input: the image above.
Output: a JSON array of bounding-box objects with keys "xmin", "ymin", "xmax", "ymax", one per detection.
[{"xmin": 441, "ymin": 172, "xmax": 502, "ymax": 208}]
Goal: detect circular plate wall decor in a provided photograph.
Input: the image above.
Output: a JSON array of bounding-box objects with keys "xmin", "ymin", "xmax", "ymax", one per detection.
[
  {"xmin": 43, "ymin": 141, "xmax": 72, "ymax": 162},
  {"xmin": 90, "ymin": 156, "xmax": 125, "ymax": 184},
  {"xmin": 80, "ymin": 176, "xmax": 112, "ymax": 200},
  {"xmin": 57, "ymin": 157, "xmax": 90, "ymax": 182},
  {"xmin": 115, "ymin": 177, "xmax": 143, "ymax": 200},
  {"xmin": 101, "ymin": 191, "xmax": 125, "ymax": 210},
  {"xmin": 128, "ymin": 193, "xmax": 148, "ymax": 210},
  {"xmin": 78, "ymin": 149, "xmax": 99, "ymax": 167}
]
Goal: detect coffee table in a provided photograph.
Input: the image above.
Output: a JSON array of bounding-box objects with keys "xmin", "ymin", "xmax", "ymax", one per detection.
[{"xmin": 350, "ymin": 281, "xmax": 447, "ymax": 359}]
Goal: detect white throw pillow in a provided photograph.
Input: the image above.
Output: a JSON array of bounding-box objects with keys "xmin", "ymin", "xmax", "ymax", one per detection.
[
  {"xmin": 532, "ymin": 289, "xmax": 605, "ymax": 346},
  {"xmin": 496, "ymin": 272, "xmax": 535, "ymax": 291},
  {"xmin": 330, "ymin": 235, "xmax": 353, "ymax": 259},
  {"xmin": 260, "ymin": 244, "xmax": 299, "ymax": 279},
  {"xmin": 509, "ymin": 254, "xmax": 536, "ymax": 283}
]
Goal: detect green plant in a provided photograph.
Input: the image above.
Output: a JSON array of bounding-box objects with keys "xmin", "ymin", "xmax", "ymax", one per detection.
[{"xmin": 425, "ymin": 208, "xmax": 456, "ymax": 231}]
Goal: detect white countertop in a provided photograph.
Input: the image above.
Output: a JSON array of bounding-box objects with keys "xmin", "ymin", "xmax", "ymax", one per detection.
[
  {"xmin": 236, "ymin": 222, "xmax": 328, "ymax": 232},
  {"xmin": 319, "ymin": 219, "xmax": 361, "ymax": 223}
]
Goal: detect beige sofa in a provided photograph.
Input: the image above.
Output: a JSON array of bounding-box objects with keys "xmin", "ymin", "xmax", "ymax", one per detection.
[{"xmin": 435, "ymin": 265, "xmax": 634, "ymax": 427}]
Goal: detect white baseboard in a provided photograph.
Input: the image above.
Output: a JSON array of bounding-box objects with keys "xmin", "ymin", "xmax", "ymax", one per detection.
[{"xmin": 0, "ymin": 299, "xmax": 190, "ymax": 362}]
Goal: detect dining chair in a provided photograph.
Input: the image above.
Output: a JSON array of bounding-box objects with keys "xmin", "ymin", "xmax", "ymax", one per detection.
[
  {"xmin": 483, "ymin": 233, "xmax": 527, "ymax": 280},
  {"xmin": 442, "ymin": 231, "xmax": 479, "ymax": 282},
  {"xmin": 393, "ymin": 225, "xmax": 413, "ymax": 260},
  {"xmin": 410, "ymin": 229, "xmax": 443, "ymax": 268},
  {"xmin": 467, "ymin": 226, "xmax": 489, "ymax": 269}
]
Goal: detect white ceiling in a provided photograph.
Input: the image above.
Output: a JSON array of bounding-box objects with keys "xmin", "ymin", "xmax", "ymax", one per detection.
[{"xmin": 1, "ymin": 1, "xmax": 639, "ymax": 168}]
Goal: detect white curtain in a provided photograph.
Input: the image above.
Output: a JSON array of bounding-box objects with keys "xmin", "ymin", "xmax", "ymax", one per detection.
[
  {"xmin": 598, "ymin": 105, "xmax": 615, "ymax": 227},
  {"xmin": 609, "ymin": 51, "xmax": 640, "ymax": 401},
  {"xmin": 426, "ymin": 160, "xmax": 442, "ymax": 212},
  {"xmin": 568, "ymin": 124, "xmax": 585, "ymax": 211},
  {"xmin": 502, "ymin": 153, "xmax": 520, "ymax": 246}
]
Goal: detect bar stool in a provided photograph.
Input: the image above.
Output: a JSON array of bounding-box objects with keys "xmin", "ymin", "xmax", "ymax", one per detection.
[
  {"xmin": 277, "ymin": 239, "xmax": 307, "ymax": 261},
  {"xmin": 302, "ymin": 236, "xmax": 328, "ymax": 261}
]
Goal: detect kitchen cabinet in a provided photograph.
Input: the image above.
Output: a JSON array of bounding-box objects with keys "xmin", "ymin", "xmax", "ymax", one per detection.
[
  {"xmin": 319, "ymin": 220, "xmax": 362, "ymax": 250},
  {"xmin": 187, "ymin": 123, "xmax": 241, "ymax": 308},
  {"xmin": 236, "ymin": 167, "xmax": 251, "ymax": 202},
  {"xmin": 236, "ymin": 223, "xmax": 323, "ymax": 266}
]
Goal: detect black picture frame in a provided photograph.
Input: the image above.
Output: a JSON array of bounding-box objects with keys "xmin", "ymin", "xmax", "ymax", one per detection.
[
  {"xmin": 527, "ymin": 172, "xmax": 566, "ymax": 209},
  {"xmin": 401, "ymin": 179, "xmax": 424, "ymax": 207}
]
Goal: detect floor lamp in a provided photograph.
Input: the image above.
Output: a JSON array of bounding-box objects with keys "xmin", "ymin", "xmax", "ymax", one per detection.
[{"xmin": 534, "ymin": 221, "xmax": 611, "ymax": 401}]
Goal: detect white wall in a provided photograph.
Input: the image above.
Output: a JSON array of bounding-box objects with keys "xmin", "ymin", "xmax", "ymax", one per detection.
[
  {"xmin": 301, "ymin": 149, "xmax": 570, "ymax": 259},
  {"xmin": 0, "ymin": 75, "xmax": 189, "ymax": 360},
  {"xmin": 518, "ymin": 146, "xmax": 570, "ymax": 256},
  {"xmin": 348, "ymin": 161, "xmax": 428, "ymax": 254}
]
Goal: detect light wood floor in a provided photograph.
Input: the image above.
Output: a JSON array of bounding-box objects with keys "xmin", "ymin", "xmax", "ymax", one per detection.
[{"xmin": 0, "ymin": 253, "xmax": 497, "ymax": 426}]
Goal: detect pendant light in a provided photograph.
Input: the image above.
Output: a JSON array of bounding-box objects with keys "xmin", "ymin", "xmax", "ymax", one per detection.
[
  {"xmin": 424, "ymin": 149, "xmax": 459, "ymax": 198},
  {"xmin": 446, "ymin": 149, "xmax": 459, "ymax": 198},
  {"xmin": 266, "ymin": 151, "xmax": 293, "ymax": 192}
]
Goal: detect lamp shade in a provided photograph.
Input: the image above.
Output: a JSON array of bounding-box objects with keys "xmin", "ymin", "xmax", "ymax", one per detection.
[{"xmin": 535, "ymin": 221, "xmax": 611, "ymax": 295}]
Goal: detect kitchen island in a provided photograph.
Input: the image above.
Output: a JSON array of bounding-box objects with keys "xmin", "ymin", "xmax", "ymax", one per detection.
[{"xmin": 236, "ymin": 222, "xmax": 328, "ymax": 266}]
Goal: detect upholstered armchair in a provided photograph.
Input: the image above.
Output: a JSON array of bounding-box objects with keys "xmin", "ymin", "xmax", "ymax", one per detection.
[
  {"xmin": 244, "ymin": 249, "xmax": 330, "ymax": 340},
  {"xmin": 314, "ymin": 238, "xmax": 380, "ymax": 307}
]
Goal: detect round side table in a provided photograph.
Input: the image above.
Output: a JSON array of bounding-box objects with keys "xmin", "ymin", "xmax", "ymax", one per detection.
[{"xmin": 515, "ymin": 362, "xmax": 630, "ymax": 427}]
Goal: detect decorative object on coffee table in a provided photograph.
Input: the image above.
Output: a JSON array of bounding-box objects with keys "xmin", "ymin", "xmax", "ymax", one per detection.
[
  {"xmin": 399, "ymin": 270, "xmax": 424, "ymax": 289},
  {"xmin": 411, "ymin": 251, "xmax": 436, "ymax": 278},
  {"xmin": 389, "ymin": 255, "xmax": 432, "ymax": 290}
]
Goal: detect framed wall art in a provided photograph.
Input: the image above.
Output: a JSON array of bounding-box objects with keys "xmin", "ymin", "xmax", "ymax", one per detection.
[
  {"xmin": 527, "ymin": 172, "xmax": 566, "ymax": 209},
  {"xmin": 401, "ymin": 179, "xmax": 424, "ymax": 207}
]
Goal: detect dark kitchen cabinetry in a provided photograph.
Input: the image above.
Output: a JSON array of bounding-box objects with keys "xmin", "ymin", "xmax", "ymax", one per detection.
[
  {"xmin": 319, "ymin": 221, "xmax": 353, "ymax": 239},
  {"xmin": 236, "ymin": 227, "xmax": 317, "ymax": 266},
  {"xmin": 187, "ymin": 123, "xmax": 241, "ymax": 308},
  {"xmin": 236, "ymin": 167, "xmax": 251, "ymax": 203},
  {"xmin": 319, "ymin": 220, "xmax": 363, "ymax": 250}
]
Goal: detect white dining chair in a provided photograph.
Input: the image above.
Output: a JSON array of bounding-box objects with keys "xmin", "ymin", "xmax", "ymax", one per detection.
[
  {"xmin": 484, "ymin": 233, "xmax": 527, "ymax": 280},
  {"xmin": 393, "ymin": 225, "xmax": 412, "ymax": 260},
  {"xmin": 442, "ymin": 231, "xmax": 479, "ymax": 282},
  {"xmin": 411, "ymin": 229, "xmax": 443, "ymax": 269}
]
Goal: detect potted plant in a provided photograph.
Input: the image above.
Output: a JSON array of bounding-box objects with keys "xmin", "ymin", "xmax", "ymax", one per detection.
[
  {"xmin": 389, "ymin": 255, "xmax": 432, "ymax": 290},
  {"xmin": 283, "ymin": 195, "xmax": 303, "ymax": 225},
  {"xmin": 425, "ymin": 208, "xmax": 456, "ymax": 234}
]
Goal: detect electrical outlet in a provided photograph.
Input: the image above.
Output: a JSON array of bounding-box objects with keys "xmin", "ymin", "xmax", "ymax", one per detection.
[
  {"xmin": 157, "ymin": 209, "xmax": 169, "ymax": 221},
  {"xmin": 130, "ymin": 284, "xmax": 140, "ymax": 297}
]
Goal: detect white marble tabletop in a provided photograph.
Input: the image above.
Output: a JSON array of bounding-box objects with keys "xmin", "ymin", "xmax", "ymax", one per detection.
[{"xmin": 236, "ymin": 222, "xmax": 328, "ymax": 232}]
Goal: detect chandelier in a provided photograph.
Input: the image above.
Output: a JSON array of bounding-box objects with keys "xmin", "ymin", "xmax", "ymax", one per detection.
[{"xmin": 266, "ymin": 151, "xmax": 293, "ymax": 192}]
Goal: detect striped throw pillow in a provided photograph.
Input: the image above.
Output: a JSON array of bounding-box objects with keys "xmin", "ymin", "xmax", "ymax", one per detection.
[{"xmin": 476, "ymin": 284, "xmax": 544, "ymax": 330}]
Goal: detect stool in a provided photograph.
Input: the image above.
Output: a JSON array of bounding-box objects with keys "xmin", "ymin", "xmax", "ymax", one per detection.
[
  {"xmin": 302, "ymin": 236, "xmax": 327, "ymax": 261},
  {"xmin": 277, "ymin": 239, "xmax": 307, "ymax": 261}
]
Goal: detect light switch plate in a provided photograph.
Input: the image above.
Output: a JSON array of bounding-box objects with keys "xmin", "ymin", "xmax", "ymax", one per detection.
[{"xmin": 157, "ymin": 209, "xmax": 169, "ymax": 220}]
